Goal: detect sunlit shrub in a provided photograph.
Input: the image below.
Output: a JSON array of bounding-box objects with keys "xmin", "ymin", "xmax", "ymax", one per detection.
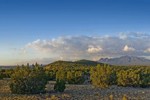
[
  {"xmin": 117, "ymin": 68, "xmax": 150, "ymax": 87},
  {"xmin": 90, "ymin": 64, "xmax": 112, "ymax": 88},
  {"xmin": 10, "ymin": 65, "xmax": 49, "ymax": 94},
  {"xmin": 67, "ymin": 71, "xmax": 85, "ymax": 84},
  {"xmin": 56, "ymin": 70, "xmax": 66, "ymax": 81}
]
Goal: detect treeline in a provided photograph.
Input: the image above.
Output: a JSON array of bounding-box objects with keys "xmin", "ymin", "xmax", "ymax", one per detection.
[
  {"xmin": 45, "ymin": 61, "xmax": 150, "ymax": 88},
  {"xmin": 45, "ymin": 67, "xmax": 87, "ymax": 84},
  {"xmin": 0, "ymin": 62, "xmax": 150, "ymax": 94}
]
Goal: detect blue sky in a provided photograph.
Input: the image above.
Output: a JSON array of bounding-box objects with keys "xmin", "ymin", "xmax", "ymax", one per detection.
[{"xmin": 1, "ymin": 0, "xmax": 150, "ymax": 65}]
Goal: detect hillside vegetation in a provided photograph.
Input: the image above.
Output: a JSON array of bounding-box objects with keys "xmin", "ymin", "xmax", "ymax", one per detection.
[{"xmin": 45, "ymin": 60, "xmax": 100, "ymax": 70}]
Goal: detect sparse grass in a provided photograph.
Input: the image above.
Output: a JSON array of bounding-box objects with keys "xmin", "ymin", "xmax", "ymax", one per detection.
[
  {"xmin": 0, "ymin": 79, "xmax": 150, "ymax": 100},
  {"xmin": 46, "ymin": 95, "xmax": 60, "ymax": 100}
]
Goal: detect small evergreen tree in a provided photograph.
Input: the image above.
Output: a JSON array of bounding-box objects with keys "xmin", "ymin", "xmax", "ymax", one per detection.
[
  {"xmin": 139, "ymin": 70, "xmax": 150, "ymax": 87},
  {"xmin": 54, "ymin": 79, "xmax": 66, "ymax": 92}
]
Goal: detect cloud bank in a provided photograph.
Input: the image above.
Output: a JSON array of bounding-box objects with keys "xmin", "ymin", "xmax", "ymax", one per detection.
[{"xmin": 24, "ymin": 32, "xmax": 150, "ymax": 64}]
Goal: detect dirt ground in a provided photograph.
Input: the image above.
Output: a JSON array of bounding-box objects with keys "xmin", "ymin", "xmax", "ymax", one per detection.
[{"xmin": 0, "ymin": 80, "xmax": 150, "ymax": 100}]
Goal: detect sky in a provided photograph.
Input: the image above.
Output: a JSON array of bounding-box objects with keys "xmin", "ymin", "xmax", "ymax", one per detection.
[{"xmin": 1, "ymin": 0, "xmax": 150, "ymax": 65}]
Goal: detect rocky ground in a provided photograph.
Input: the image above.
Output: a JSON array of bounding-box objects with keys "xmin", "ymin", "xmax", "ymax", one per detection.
[{"xmin": 0, "ymin": 80, "xmax": 150, "ymax": 100}]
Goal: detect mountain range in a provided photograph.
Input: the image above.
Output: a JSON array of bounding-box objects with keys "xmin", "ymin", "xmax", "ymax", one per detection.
[
  {"xmin": 1, "ymin": 56, "xmax": 150, "ymax": 70},
  {"xmin": 98, "ymin": 55, "xmax": 150, "ymax": 66}
]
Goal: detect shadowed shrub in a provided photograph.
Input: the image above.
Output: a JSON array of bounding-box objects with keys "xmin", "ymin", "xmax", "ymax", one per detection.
[{"xmin": 54, "ymin": 79, "xmax": 66, "ymax": 92}]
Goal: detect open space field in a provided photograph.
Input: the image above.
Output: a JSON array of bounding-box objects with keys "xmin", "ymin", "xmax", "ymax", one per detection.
[{"xmin": 0, "ymin": 79, "xmax": 150, "ymax": 100}]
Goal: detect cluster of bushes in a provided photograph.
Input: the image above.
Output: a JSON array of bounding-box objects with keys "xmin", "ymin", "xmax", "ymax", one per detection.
[
  {"xmin": 2, "ymin": 61, "xmax": 150, "ymax": 94},
  {"xmin": 0, "ymin": 69, "xmax": 13, "ymax": 79},
  {"xmin": 10, "ymin": 65, "xmax": 49, "ymax": 94},
  {"xmin": 117, "ymin": 68, "xmax": 150, "ymax": 87},
  {"xmin": 9, "ymin": 64, "xmax": 67, "ymax": 94},
  {"xmin": 90, "ymin": 65, "xmax": 150, "ymax": 88},
  {"xmin": 67, "ymin": 71, "xmax": 85, "ymax": 84},
  {"xmin": 56, "ymin": 70, "xmax": 85, "ymax": 84}
]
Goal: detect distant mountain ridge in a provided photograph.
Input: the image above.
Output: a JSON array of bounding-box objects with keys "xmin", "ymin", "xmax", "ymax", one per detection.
[
  {"xmin": 0, "ymin": 66, "xmax": 16, "ymax": 69},
  {"xmin": 2, "ymin": 56, "xmax": 150, "ymax": 70},
  {"xmin": 98, "ymin": 55, "xmax": 150, "ymax": 66}
]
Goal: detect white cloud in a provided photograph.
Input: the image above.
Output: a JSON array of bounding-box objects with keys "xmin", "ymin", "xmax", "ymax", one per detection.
[
  {"xmin": 123, "ymin": 45, "xmax": 135, "ymax": 52},
  {"xmin": 87, "ymin": 45, "xmax": 103, "ymax": 53}
]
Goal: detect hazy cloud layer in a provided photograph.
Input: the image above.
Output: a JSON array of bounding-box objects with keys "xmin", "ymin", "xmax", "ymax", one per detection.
[{"xmin": 25, "ymin": 32, "xmax": 150, "ymax": 63}]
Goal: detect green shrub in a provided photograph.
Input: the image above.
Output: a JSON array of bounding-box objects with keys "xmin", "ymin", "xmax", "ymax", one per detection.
[
  {"xmin": 117, "ymin": 68, "xmax": 150, "ymax": 87},
  {"xmin": 56, "ymin": 70, "xmax": 66, "ymax": 81},
  {"xmin": 0, "ymin": 69, "xmax": 3, "ymax": 79},
  {"xmin": 90, "ymin": 64, "xmax": 112, "ymax": 88},
  {"xmin": 117, "ymin": 69, "xmax": 140, "ymax": 87},
  {"xmin": 45, "ymin": 70, "xmax": 56, "ymax": 80},
  {"xmin": 67, "ymin": 71, "xmax": 85, "ymax": 84},
  {"xmin": 54, "ymin": 79, "xmax": 66, "ymax": 92},
  {"xmin": 0, "ymin": 69, "xmax": 13, "ymax": 79},
  {"xmin": 10, "ymin": 65, "xmax": 49, "ymax": 94},
  {"xmin": 139, "ymin": 71, "xmax": 150, "ymax": 87},
  {"xmin": 108, "ymin": 71, "xmax": 117, "ymax": 85}
]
